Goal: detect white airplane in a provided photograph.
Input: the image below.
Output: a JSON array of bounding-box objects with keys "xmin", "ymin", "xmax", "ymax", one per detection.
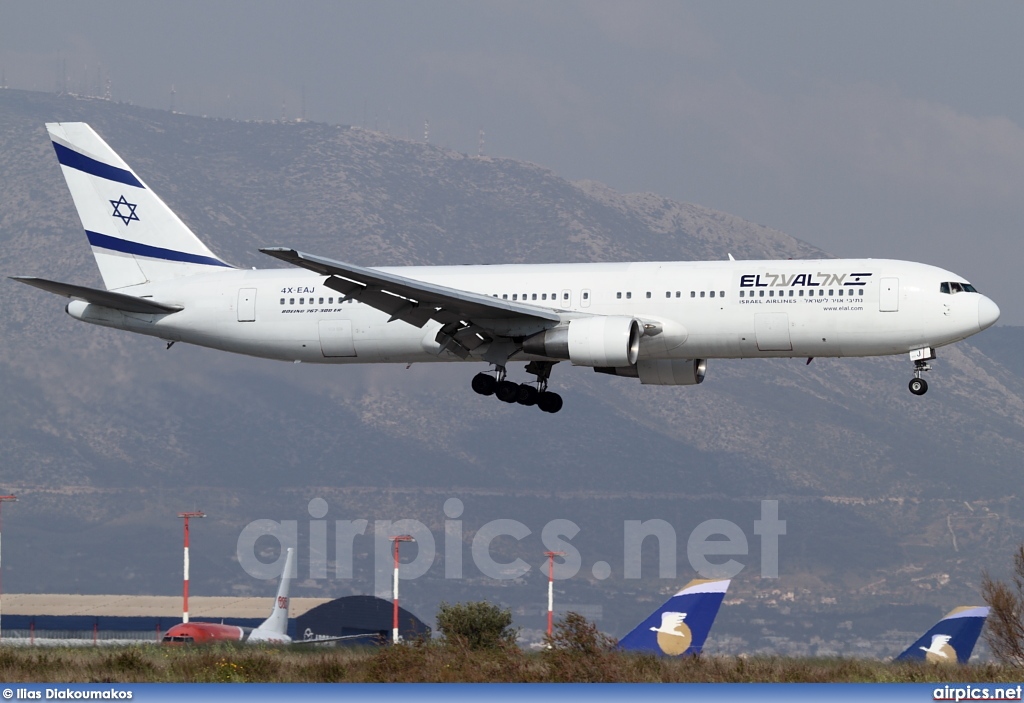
[
  {"xmin": 161, "ymin": 547, "xmax": 375, "ymax": 645},
  {"xmin": 14, "ymin": 123, "xmax": 1001, "ymax": 413}
]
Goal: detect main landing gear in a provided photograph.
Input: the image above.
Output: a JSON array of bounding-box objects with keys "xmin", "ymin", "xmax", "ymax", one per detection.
[
  {"xmin": 908, "ymin": 347, "xmax": 935, "ymax": 396},
  {"xmin": 471, "ymin": 361, "xmax": 563, "ymax": 413}
]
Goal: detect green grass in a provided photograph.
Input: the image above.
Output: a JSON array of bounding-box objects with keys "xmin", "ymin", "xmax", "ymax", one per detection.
[{"xmin": 0, "ymin": 643, "xmax": 1021, "ymax": 683}]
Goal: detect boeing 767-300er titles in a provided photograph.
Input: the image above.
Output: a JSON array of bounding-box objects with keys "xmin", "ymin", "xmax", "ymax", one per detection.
[{"xmin": 14, "ymin": 123, "xmax": 1001, "ymax": 413}]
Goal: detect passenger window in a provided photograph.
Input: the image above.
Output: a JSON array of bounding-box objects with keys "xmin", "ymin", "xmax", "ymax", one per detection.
[
  {"xmin": 700, "ymin": 291, "xmax": 706, "ymax": 298},
  {"xmin": 626, "ymin": 292, "xmax": 632, "ymax": 299},
  {"xmin": 542, "ymin": 293, "xmax": 548, "ymax": 300},
  {"xmin": 532, "ymin": 293, "xmax": 537, "ymax": 300},
  {"xmin": 676, "ymin": 291, "xmax": 680, "ymax": 298},
  {"xmin": 837, "ymin": 290, "xmax": 843, "ymax": 297},
  {"xmin": 665, "ymin": 291, "xmax": 671, "ymax": 298},
  {"xmin": 759, "ymin": 291, "xmax": 765, "ymax": 298},
  {"xmin": 828, "ymin": 290, "xmax": 833, "ymax": 296},
  {"xmin": 279, "ymin": 298, "xmax": 285, "ymax": 305},
  {"xmin": 646, "ymin": 291, "xmax": 651, "ymax": 299},
  {"xmin": 788, "ymin": 290, "xmax": 794, "ymax": 297},
  {"xmin": 739, "ymin": 291, "xmax": 744, "ymax": 298},
  {"xmin": 582, "ymin": 292, "xmax": 589, "ymax": 300},
  {"xmin": 798, "ymin": 290, "xmax": 804, "ymax": 297},
  {"xmin": 299, "ymin": 298, "xmax": 304, "ymax": 305},
  {"xmin": 502, "ymin": 294, "xmax": 508, "ymax": 299},
  {"xmin": 818, "ymin": 290, "xmax": 824, "ymax": 297},
  {"xmin": 319, "ymin": 297, "xmax": 324, "ymax": 304},
  {"xmin": 617, "ymin": 292, "xmax": 622, "ymax": 299},
  {"xmin": 769, "ymin": 290, "xmax": 774, "ymax": 297},
  {"xmin": 289, "ymin": 298, "xmax": 295, "ymax": 305},
  {"xmin": 710, "ymin": 291, "xmax": 715, "ymax": 298},
  {"xmin": 563, "ymin": 292, "xmax": 569, "ymax": 300},
  {"xmin": 690, "ymin": 291, "xmax": 695, "ymax": 298},
  {"xmin": 512, "ymin": 294, "xmax": 518, "ymax": 301},
  {"xmin": 720, "ymin": 291, "xmax": 725, "ymax": 298}
]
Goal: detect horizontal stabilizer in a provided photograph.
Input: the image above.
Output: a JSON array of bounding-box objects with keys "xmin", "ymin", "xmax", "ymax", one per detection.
[{"xmin": 11, "ymin": 276, "xmax": 183, "ymax": 314}]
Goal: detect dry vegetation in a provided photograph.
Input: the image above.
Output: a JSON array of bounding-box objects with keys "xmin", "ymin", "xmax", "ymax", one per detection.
[{"xmin": 0, "ymin": 644, "xmax": 1020, "ymax": 683}]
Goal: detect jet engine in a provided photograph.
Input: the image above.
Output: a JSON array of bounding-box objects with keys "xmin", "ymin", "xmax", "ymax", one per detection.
[
  {"xmin": 523, "ymin": 316, "xmax": 641, "ymax": 367},
  {"xmin": 595, "ymin": 359, "xmax": 707, "ymax": 385}
]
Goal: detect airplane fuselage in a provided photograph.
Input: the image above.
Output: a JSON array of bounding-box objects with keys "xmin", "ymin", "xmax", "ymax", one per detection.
[{"xmin": 68, "ymin": 258, "xmax": 995, "ymax": 365}]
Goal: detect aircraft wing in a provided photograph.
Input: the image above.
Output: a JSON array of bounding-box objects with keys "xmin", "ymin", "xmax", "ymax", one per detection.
[
  {"xmin": 11, "ymin": 276, "xmax": 183, "ymax": 314},
  {"xmin": 295, "ymin": 633, "xmax": 383, "ymax": 645},
  {"xmin": 261, "ymin": 248, "xmax": 563, "ymax": 357}
]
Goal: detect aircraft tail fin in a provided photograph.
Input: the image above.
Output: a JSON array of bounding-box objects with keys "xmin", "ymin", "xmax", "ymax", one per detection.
[
  {"xmin": 618, "ymin": 578, "xmax": 730, "ymax": 656},
  {"xmin": 46, "ymin": 122, "xmax": 232, "ymax": 290},
  {"xmin": 258, "ymin": 548, "xmax": 295, "ymax": 636},
  {"xmin": 894, "ymin": 606, "xmax": 989, "ymax": 664}
]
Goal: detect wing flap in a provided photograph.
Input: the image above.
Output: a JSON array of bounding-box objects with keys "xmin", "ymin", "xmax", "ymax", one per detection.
[{"xmin": 11, "ymin": 276, "xmax": 183, "ymax": 314}]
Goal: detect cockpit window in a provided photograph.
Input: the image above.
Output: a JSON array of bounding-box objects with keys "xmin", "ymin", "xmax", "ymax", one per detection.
[{"xmin": 940, "ymin": 281, "xmax": 979, "ymax": 294}]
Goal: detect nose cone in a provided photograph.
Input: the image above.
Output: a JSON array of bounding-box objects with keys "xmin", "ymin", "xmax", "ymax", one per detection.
[{"xmin": 978, "ymin": 295, "xmax": 1001, "ymax": 331}]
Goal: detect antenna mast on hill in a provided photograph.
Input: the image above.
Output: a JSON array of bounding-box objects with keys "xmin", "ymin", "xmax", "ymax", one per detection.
[
  {"xmin": 424, "ymin": 118, "xmax": 429, "ymax": 144},
  {"xmin": 478, "ymin": 127, "xmax": 485, "ymax": 157},
  {"xmin": 170, "ymin": 84, "xmax": 176, "ymax": 112}
]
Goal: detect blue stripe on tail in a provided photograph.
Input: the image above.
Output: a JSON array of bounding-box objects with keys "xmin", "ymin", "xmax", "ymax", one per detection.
[
  {"xmin": 86, "ymin": 231, "xmax": 231, "ymax": 268},
  {"xmin": 52, "ymin": 142, "xmax": 144, "ymax": 188}
]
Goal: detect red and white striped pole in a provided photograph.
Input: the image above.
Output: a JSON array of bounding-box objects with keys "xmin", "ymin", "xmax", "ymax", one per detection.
[
  {"xmin": 177, "ymin": 511, "xmax": 205, "ymax": 623},
  {"xmin": 389, "ymin": 535, "xmax": 414, "ymax": 644},
  {"xmin": 545, "ymin": 551, "xmax": 565, "ymax": 638},
  {"xmin": 0, "ymin": 494, "xmax": 17, "ymax": 641}
]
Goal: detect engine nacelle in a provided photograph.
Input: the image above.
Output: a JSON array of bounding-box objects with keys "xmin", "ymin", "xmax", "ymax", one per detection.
[
  {"xmin": 523, "ymin": 316, "xmax": 641, "ymax": 367},
  {"xmin": 637, "ymin": 358, "xmax": 706, "ymax": 385}
]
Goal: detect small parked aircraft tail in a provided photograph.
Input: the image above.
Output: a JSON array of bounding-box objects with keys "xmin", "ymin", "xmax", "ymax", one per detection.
[
  {"xmin": 257, "ymin": 547, "xmax": 295, "ymax": 636},
  {"xmin": 618, "ymin": 578, "xmax": 730, "ymax": 656},
  {"xmin": 894, "ymin": 606, "xmax": 989, "ymax": 664},
  {"xmin": 45, "ymin": 122, "xmax": 231, "ymax": 290}
]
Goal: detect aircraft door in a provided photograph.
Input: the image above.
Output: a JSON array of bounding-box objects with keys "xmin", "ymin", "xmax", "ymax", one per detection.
[
  {"xmin": 237, "ymin": 288, "xmax": 257, "ymax": 322},
  {"xmin": 879, "ymin": 278, "xmax": 899, "ymax": 312},
  {"xmin": 754, "ymin": 313, "xmax": 793, "ymax": 351},
  {"xmin": 318, "ymin": 320, "xmax": 357, "ymax": 357}
]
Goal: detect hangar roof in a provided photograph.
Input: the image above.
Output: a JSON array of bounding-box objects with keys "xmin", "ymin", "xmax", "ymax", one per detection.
[{"xmin": 3, "ymin": 594, "xmax": 332, "ymax": 619}]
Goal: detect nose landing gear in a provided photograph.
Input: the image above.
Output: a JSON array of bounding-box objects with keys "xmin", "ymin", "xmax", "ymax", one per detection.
[
  {"xmin": 908, "ymin": 347, "xmax": 935, "ymax": 396},
  {"xmin": 471, "ymin": 361, "xmax": 563, "ymax": 413}
]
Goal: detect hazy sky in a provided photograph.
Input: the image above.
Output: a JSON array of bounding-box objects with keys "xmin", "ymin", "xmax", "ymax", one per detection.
[{"xmin": 3, "ymin": 1, "xmax": 1022, "ymax": 323}]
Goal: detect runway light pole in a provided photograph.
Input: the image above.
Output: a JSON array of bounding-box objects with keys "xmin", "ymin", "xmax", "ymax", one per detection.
[
  {"xmin": 177, "ymin": 511, "xmax": 205, "ymax": 623},
  {"xmin": 0, "ymin": 494, "xmax": 17, "ymax": 641},
  {"xmin": 544, "ymin": 551, "xmax": 565, "ymax": 638},
  {"xmin": 389, "ymin": 535, "xmax": 414, "ymax": 644}
]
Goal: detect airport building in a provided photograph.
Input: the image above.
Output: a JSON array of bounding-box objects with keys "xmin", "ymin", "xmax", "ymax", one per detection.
[{"xmin": 1, "ymin": 594, "xmax": 429, "ymax": 644}]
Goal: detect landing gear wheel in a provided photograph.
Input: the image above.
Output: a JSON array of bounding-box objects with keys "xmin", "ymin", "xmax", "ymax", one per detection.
[
  {"xmin": 516, "ymin": 384, "xmax": 539, "ymax": 406},
  {"xmin": 537, "ymin": 391, "xmax": 563, "ymax": 413},
  {"xmin": 909, "ymin": 378, "xmax": 928, "ymax": 396},
  {"xmin": 495, "ymin": 380, "xmax": 520, "ymax": 403},
  {"xmin": 471, "ymin": 373, "xmax": 496, "ymax": 396}
]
